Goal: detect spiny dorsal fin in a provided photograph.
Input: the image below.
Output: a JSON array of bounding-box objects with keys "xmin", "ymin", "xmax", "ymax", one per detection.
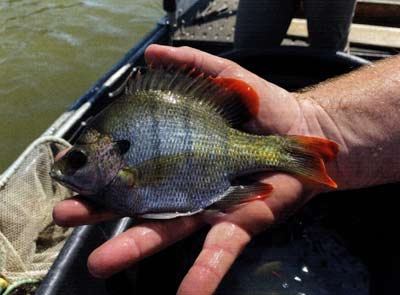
[{"xmin": 126, "ymin": 66, "xmax": 260, "ymax": 126}]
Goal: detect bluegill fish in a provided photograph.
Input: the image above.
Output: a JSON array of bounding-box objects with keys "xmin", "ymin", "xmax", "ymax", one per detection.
[{"xmin": 51, "ymin": 67, "xmax": 338, "ymax": 219}]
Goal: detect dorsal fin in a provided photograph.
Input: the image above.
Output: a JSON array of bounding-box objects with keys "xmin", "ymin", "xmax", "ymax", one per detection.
[{"xmin": 126, "ymin": 66, "xmax": 260, "ymax": 126}]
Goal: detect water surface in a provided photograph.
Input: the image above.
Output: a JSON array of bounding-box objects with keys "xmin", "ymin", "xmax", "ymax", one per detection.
[{"xmin": 0, "ymin": 0, "xmax": 162, "ymax": 172}]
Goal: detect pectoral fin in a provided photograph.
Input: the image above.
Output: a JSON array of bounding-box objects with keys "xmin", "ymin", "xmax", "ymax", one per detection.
[
  {"xmin": 210, "ymin": 183, "xmax": 273, "ymax": 210},
  {"xmin": 116, "ymin": 153, "xmax": 190, "ymax": 188},
  {"xmin": 112, "ymin": 167, "xmax": 139, "ymax": 188}
]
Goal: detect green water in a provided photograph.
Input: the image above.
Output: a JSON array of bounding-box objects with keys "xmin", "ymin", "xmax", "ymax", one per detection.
[{"xmin": 0, "ymin": 0, "xmax": 163, "ymax": 172}]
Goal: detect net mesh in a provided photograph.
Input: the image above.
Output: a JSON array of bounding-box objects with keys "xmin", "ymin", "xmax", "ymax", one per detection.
[{"xmin": 0, "ymin": 139, "xmax": 73, "ymax": 293}]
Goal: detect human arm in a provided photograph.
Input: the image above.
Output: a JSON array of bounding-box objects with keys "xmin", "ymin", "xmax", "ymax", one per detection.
[
  {"xmin": 294, "ymin": 55, "xmax": 400, "ymax": 189},
  {"xmin": 53, "ymin": 45, "xmax": 400, "ymax": 294}
]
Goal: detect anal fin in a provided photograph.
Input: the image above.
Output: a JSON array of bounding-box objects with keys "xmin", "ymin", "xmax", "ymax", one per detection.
[{"xmin": 210, "ymin": 183, "xmax": 273, "ymax": 210}]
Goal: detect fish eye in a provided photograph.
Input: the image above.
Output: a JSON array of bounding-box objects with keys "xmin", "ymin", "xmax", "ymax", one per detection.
[
  {"xmin": 115, "ymin": 140, "xmax": 131, "ymax": 155},
  {"xmin": 67, "ymin": 149, "xmax": 88, "ymax": 170}
]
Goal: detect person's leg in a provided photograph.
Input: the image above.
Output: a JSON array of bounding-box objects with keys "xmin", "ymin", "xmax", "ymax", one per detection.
[
  {"xmin": 234, "ymin": 0, "xmax": 298, "ymax": 49},
  {"xmin": 304, "ymin": 0, "xmax": 357, "ymax": 51}
]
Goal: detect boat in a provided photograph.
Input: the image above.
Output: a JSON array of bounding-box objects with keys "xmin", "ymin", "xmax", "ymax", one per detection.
[{"xmin": 0, "ymin": 0, "xmax": 399, "ymax": 294}]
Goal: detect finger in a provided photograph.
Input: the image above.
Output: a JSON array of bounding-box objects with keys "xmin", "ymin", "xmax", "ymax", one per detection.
[
  {"xmin": 53, "ymin": 198, "xmax": 120, "ymax": 227},
  {"xmin": 177, "ymin": 175, "xmax": 308, "ymax": 295},
  {"xmin": 54, "ymin": 147, "xmax": 71, "ymax": 161},
  {"xmin": 177, "ymin": 221, "xmax": 252, "ymax": 295},
  {"xmin": 87, "ymin": 215, "xmax": 204, "ymax": 278},
  {"xmin": 144, "ymin": 44, "xmax": 236, "ymax": 76},
  {"xmin": 262, "ymin": 174, "xmax": 314, "ymax": 219}
]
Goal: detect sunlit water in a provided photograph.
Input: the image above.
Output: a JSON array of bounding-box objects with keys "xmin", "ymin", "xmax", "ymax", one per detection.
[{"xmin": 0, "ymin": 0, "xmax": 163, "ymax": 172}]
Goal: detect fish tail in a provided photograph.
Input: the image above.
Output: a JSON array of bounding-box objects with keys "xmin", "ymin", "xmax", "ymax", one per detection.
[{"xmin": 284, "ymin": 135, "xmax": 339, "ymax": 188}]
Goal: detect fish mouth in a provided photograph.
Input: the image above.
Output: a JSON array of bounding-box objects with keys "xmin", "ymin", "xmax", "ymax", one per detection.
[{"xmin": 50, "ymin": 169, "xmax": 97, "ymax": 195}]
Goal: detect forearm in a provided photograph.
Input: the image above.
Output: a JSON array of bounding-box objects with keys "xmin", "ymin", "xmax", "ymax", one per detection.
[{"xmin": 297, "ymin": 55, "xmax": 400, "ymax": 189}]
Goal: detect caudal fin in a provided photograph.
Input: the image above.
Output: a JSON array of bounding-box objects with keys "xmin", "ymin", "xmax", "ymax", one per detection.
[{"xmin": 285, "ymin": 135, "xmax": 339, "ymax": 188}]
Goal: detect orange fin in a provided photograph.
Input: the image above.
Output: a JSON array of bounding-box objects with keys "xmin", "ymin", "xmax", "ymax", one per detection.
[
  {"xmin": 212, "ymin": 77, "xmax": 260, "ymax": 118},
  {"xmin": 293, "ymin": 135, "xmax": 339, "ymax": 162},
  {"xmin": 271, "ymin": 271, "xmax": 282, "ymax": 279},
  {"xmin": 210, "ymin": 183, "xmax": 273, "ymax": 210},
  {"xmin": 286, "ymin": 136, "xmax": 339, "ymax": 188},
  {"xmin": 239, "ymin": 186, "xmax": 272, "ymax": 203},
  {"xmin": 304, "ymin": 158, "xmax": 337, "ymax": 189}
]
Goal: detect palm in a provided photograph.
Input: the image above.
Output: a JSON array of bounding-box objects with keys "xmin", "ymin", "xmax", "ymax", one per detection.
[{"xmin": 53, "ymin": 45, "xmax": 328, "ymax": 295}]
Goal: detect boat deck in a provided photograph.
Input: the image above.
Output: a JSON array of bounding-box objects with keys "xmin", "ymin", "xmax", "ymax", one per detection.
[{"xmin": 172, "ymin": 0, "xmax": 400, "ymax": 56}]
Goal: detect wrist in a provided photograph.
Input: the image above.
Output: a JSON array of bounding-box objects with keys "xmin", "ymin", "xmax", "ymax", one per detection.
[
  {"xmin": 296, "ymin": 89, "xmax": 400, "ymax": 190},
  {"xmin": 293, "ymin": 94, "xmax": 351, "ymax": 190}
]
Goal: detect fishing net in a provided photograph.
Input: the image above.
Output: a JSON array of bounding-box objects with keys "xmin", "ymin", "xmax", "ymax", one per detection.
[{"xmin": 0, "ymin": 137, "xmax": 73, "ymax": 294}]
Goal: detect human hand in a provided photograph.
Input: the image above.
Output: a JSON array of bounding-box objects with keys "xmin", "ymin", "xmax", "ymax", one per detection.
[{"xmin": 53, "ymin": 45, "xmax": 341, "ymax": 294}]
